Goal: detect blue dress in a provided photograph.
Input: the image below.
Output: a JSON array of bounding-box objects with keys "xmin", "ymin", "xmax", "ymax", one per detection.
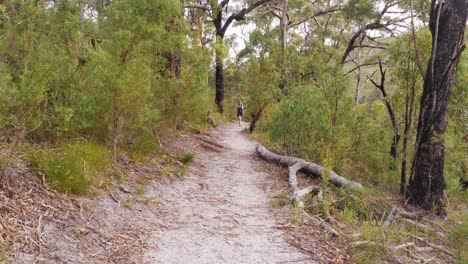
[{"xmin": 237, "ymin": 106, "xmax": 244, "ymax": 117}]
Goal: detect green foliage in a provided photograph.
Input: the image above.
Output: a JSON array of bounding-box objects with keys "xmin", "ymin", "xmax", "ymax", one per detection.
[
  {"xmin": 160, "ymin": 166, "xmax": 172, "ymax": 177},
  {"xmin": 341, "ymin": 103, "xmax": 395, "ymax": 184},
  {"xmin": 267, "ymin": 85, "xmax": 330, "ymax": 159},
  {"xmin": 446, "ymin": 50, "xmax": 468, "ymax": 197},
  {"xmin": 448, "ymin": 213, "xmax": 468, "ymax": 262},
  {"xmin": 26, "ymin": 142, "xmax": 111, "ymax": 194},
  {"xmin": 0, "ymin": 0, "xmax": 209, "ymax": 175},
  {"xmin": 342, "ymin": 0, "xmax": 377, "ymax": 23},
  {"xmin": 178, "ymin": 152, "xmax": 194, "ymax": 165},
  {"xmin": 349, "ymin": 220, "xmax": 389, "ymax": 263}
]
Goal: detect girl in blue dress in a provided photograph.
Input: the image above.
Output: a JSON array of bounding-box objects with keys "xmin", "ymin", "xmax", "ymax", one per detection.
[{"xmin": 237, "ymin": 102, "xmax": 244, "ymax": 127}]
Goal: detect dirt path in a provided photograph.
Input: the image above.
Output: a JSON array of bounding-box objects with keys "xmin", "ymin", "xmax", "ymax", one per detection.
[{"xmin": 144, "ymin": 123, "xmax": 314, "ymax": 263}]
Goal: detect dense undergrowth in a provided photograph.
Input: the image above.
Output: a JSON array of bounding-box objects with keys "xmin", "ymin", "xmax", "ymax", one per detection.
[
  {"xmin": 24, "ymin": 142, "xmax": 112, "ymax": 194},
  {"xmin": 0, "ymin": 1, "xmax": 221, "ymax": 195},
  {"xmin": 0, "ymin": 0, "xmax": 466, "ymax": 262},
  {"xmin": 249, "ymin": 74, "xmax": 467, "ymax": 262},
  {"xmin": 243, "ymin": 30, "xmax": 466, "ymax": 263}
]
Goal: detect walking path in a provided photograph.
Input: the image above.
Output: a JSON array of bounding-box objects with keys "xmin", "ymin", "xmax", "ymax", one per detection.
[{"xmin": 144, "ymin": 123, "xmax": 314, "ymax": 263}]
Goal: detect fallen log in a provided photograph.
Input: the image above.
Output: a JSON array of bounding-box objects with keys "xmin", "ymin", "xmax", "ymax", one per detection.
[
  {"xmin": 383, "ymin": 206, "xmax": 399, "ymax": 228},
  {"xmin": 399, "ymin": 210, "xmax": 424, "ymax": 221},
  {"xmin": 256, "ymin": 144, "xmax": 362, "ymax": 190},
  {"xmin": 297, "ymin": 186, "xmax": 321, "ymax": 200},
  {"xmin": 289, "ymin": 163, "xmax": 321, "ymax": 207},
  {"xmin": 288, "ymin": 162, "xmax": 306, "ymax": 206}
]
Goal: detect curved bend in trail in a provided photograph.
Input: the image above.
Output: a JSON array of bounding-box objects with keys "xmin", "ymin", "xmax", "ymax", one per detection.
[{"xmin": 145, "ymin": 123, "xmax": 314, "ymax": 264}]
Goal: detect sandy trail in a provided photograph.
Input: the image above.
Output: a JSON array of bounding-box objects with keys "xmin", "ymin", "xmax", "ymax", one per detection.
[{"xmin": 144, "ymin": 123, "xmax": 314, "ymax": 264}]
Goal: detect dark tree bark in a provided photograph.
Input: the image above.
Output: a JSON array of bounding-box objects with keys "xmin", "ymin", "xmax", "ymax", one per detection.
[
  {"xmin": 212, "ymin": 3, "xmax": 226, "ymax": 113},
  {"xmin": 168, "ymin": 50, "xmax": 181, "ymax": 79},
  {"xmin": 214, "ymin": 48, "xmax": 224, "ymax": 112},
  {"xmin": 249, "ymin": 104, "xmax": 265, "ymax": 133},
  {"xmin": 407, "ymin": 0, "xmax": 467, "ymax": 214}
]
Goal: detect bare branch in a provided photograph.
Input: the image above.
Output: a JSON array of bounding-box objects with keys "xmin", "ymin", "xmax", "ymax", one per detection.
[
  {"xmin": 344, "ymin": 61, "xmax": 384, "ymax": 75},
  {"xmin": 219, "ymin": 0, "xmax": 271, "ymax": 37},
  {"xmin": 410, "ymin": 0, "xmax": 426, "ymax": 79}
]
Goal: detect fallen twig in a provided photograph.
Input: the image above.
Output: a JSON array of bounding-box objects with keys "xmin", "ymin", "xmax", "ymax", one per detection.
[{"xmin": 410, "ymin": 234, "xmax": 453, "ymax": 257}]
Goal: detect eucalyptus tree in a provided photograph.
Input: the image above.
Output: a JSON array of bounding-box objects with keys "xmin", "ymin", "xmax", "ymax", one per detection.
[
  {"xmin": 184, "ymin": 0, "xmax": 271, "ymax": 113},
  {"xmin": 408, "ymin": 0, "xmax": 467, "ymax": 214}
]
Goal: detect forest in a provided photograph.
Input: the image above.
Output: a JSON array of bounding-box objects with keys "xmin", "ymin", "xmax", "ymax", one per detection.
[{"xmin": 0, "ymin": 0, "xmax": 467, "ymax": 263}]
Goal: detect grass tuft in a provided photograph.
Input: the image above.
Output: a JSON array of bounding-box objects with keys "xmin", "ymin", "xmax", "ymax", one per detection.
[
  {"xmin": 25, "ymin": 142, "xmax": 112, "ymax": 194},
  {"xmin": 178, "ymin": 152, "xmax": 194, "ymax": 165}
]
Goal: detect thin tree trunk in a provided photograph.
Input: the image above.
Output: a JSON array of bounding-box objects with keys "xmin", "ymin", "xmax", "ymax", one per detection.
[
  {"xmin": 368, "ymin": 60, "xmax": 400, "ymax": 164},
  {"xmin": 401, "ymin": 79, "xmax": 416, "ymax": 194},
  {"xmin": 112, "ymin": 107, "xmax": 122, "ymax": 161},
  {"xmin": 213, "ymin": 6, "xmax": 225, "ymax": 114},
  {"xmin": 249, "ymin": 105, "xmax": 265, "ymax": 133},
  {"xmin": 210, "ymin": 0, "xmax": 271, "ymax": 113},
  {"xmin": 355, "ymin": 69, "xmax": 361, "ymax": 105},
  {"xmin": 215, "ymin": 44, "xmax": 224, "ymax": 113},
  {"xmin": 410, "ymin": 0, "xmax": 426, "ymax": 79},
  {"xmin": 278, "ymin": 0, "xmax": 288, "ymax": 90},
  {"xmin": 168, "ymin": 50, "xmax": 181, "ymax": 79},
  {"xmin": 408, "ymin": 0, "xmax": 467, "ymax": 214},
  {"xmin": 280, "ymin": 0, "xmax": 288, "ymax": 50}
]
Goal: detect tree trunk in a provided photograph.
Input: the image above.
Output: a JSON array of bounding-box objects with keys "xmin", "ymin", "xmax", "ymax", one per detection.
[
  {"xmin": 368, "ymin": 60, "xmax": 400, "ymax": 166},
  {"xmin": 168, "ymin": 50, "xmax": 181, "ymax": 79},
  {"xmin": 280, "ymin": 0, "xmax": 288, "ymax": 50},
  {"xmin": 400, "ymin": 79, "xmax": 416, "ymax": 194},
  {"xmin": 355, "ymin": 69, "xmax": 361, "ymax": 105},
  {"xmin": 213, "ymin": 6, "xmax": 225, "ymax": 114},
  {"xmin": 215, "ymin": 47, "xmax": 224, "ymax": 113},
  {"xmin": 278, "ymin": 0, "xmax": 288, "ymax": 90},
  {"xmin": 408, "ymin": 0, "xmax": 467, "ymax": 214},
  {"xmin": 210, "ymin": 0, "xmax": 271, "ymax": 113},
  {"xmin": 249, "ymin": 105, "xmax": 265, "ymax": 133},
  {"xmin": 112, "ymin": 107, "xmax": 122, "ymax": 161}
]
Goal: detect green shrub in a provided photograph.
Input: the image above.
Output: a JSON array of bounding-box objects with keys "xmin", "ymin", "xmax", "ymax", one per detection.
[
  {"xmin": 26, "ymin": 142, "xmax": 111, "ymax": 194},
  {"xmin": 178, "ymin": 152, "xmax": 194, "ymax": 164},
  {"xmin": 448, "ymin": 213, "xmax": 468, "ymax": 263},
  {"xmin": 266, "ymin": 85, "xmax": 331, "ymax": 160},
  {"xmin": 350, "ymin": 220, "xmax": 389, "ymax": 264}
]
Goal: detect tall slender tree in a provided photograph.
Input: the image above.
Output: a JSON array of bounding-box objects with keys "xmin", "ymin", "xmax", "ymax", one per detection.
[
  {"xmin": 185, "ymin": 0, "xmax": 271, "ymax": 113},
  {"xmin": 211, "ymin": 0, "xmax": 270, "ymax": 113}
]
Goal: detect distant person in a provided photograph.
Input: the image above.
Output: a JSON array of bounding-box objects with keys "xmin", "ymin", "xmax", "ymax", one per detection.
[{"xmin": 237, "ymin": 102, "xmax": 244, "ymax": 127}]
